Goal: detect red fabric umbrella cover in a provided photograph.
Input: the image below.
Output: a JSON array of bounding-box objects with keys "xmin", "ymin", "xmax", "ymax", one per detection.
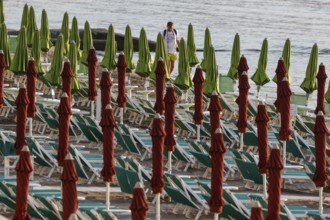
[
  {"xmin": 255, "ymin": 104, "xmax": 270, "ymax": 174},
  {"xmin": 0, "ymin": 52, "xmax": 5, "ymax": 108},
  {"xmin": 150, "ymin": 115, "xmax": 166, "ymax": 194},
  {"xmin": 315, "ymin": 64, "xmax": 327, "ymax": 115},
  {"xmin": 61, "ymin": 154, "xmax": 79, "ymax": 220},
  {"xmin": 208, "ymin": 92, "xmax": 222, "ymax": 137},
  {"xmin": 250, "ymin": 203, "xmax": 264, "ymax": 220},
  {"xmin": 130, "ymin": 184, "xmax": 149, "ymax": 220},
  {"xmin": 26, "ymin": 59, "xmax": 37, "ymax": 118},
  {"xmin": 87, "ymin": 48, "xmax": 98, "ymax": 101},
  {"xmin": 273, "ymin": 59, "xmax": 287, "ymax": 112},
  {"xmin": 116, "ymin": 53, "xmax": 127, "ymax": 108},
  {"xmin": 236, "ymin": 72, "xmax": 250, "ymax": 133},
  {"xmin": 237, "ymin": 55, "xmax": 249, "ymax": 76},
  {"xmin": 266, "ymin": 148, "xmax": 283, "ymax": 220},
  {"xmin": 313, "ymin": 112, "xmax": 328, "ymax": 187},
  {"xmin": 15, "ymin": 86, "xmax": 29, "ymax": 154},
  {"xmin": 208, "ymin": 128, "xmax": 226, "ymax": 213},
  {"xmin": 56, "ymin": 93, "xmax": 72, "ymax": 166},
  {"xmin": 99, "ymin": 105, "xmax": 116, "ymax": 182},
  {"xmin": 13, "ymin": 146, "xmax": 33, "ymax": 220},
  {"xmin": 279, "ymin": 78, "xmax": 292, "ymax": 141},
  {"xmin": 164, "ymin": 85, "xmax": 177, "ymax": 152},
  {"xmin": 193, "ymin": 66, "xmax": 205, "ymax": 125},
  {"xmin": 61, "ymin": 61, "xmax": 73, "ymax": 102},
  {"xmin": 154, "ymin": 59, "xmax": 166, "ymax": 115},
  {"xmin": 99, "ymin": 70, "xmax": 112, "ymax": 116}
]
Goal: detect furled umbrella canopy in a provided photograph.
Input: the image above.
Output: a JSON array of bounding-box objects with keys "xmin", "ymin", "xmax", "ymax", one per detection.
[
  {"xmin": 26, "ymin": 58, "xmax": 37, "ymax": 118},
  {"xmin": 87, "ymin": 47, "xmax": 98, "ymax": 101},
  {"xmin": 154, "ymin": 58, "xmax": 166, "ymax": 115},
  {"xmin": 10, "ymin": 26, "xmax": 28, "ymax": 75},
  {"xmin": 236, "ymin": 71, "xmax": 250, "ymax": 133},
  {"xmin": 273, "ymin": 58, "xmax": 287, "ymax": 112},
  {"xmin": 255, "ymin": 104, "xmax": 269, "ymax": 174},
  {"xmin": 135, "ymin": 28, "xmax": 152, "ymax": 77},
  {"xmin": 0, "ymin": 23, "xmax": 11, "ymax": 68},
  {"xmin": 164, "ymin": 84, "xmax": 177, "ymax": 152},
  {"xmin": 227, "ymin": 33, "xmax": 240, "ymax": 80},
  {"xmin": 123, "ymin": 24, "xmax": 135, "ymax": 73},
  {"xmin": 26, "ymin": 6, "xmax": 37, "ymax": 48},
  {"xmin": 15, "ymin": 85, "xmax": 29, "ymax": 154},
  {"xmin": 208, "ymin": 91, "xmax": 222, "ymax": 137},
  {"xmin": 150, "ymin": 114, "xmax": 166, "ymax": 194},
  {"xmin": 279, "ymin": 77, "xmax": 292, "ymax": 141},
  {"xmin": 101, "ymin": 24, "xmax": 117, "ymax": 70},
  {"xmin": 81, "ymin": 21, "xmax": 93, "ymax": 66},
  {"xmin": 20, "ymin": 4, "xmax": 29, "ymax": 29},
  {"xmin": 44, "ymin": 34, "xmax": 64, "ymax": 86},
  {"xmin": 60, "ymin": 153, "xmax": 79, "ymax": 220},
  {"xmin": 70, "ymin": 17, "xmax": 81, "ymax": 60},
  {"xmin": 0, "ymin": 0, "xmax": 4, "ymax": 24},
  {"xmin": 130, "ymin": 182, "xmax": 149, "ymax": 220},
  {"xmin": 61, "ymin": 12, "xmax": 70, "ymax": 55},
  {"xmin": 40, "ymin": 9, "xmax": 52, "ymax": 52},
  {"xmin": 117, "ymin": 52, "xmax": 127, "ymax": 108},
  {"xmin": 186, "ymin": 23, "xmax": 199, "ymax": 67},
  {"xmin": 99, "ymin": 70, "xmax": 112, "ymax": 116},
  {"xmin": 251, "ymin": 38, "xmax": 270, "ymax": 86},
  {"xmin": 61, "ymin": 59, "xmax": 73, "ymax": 101},
  {"xmin": 13, "ymin": 146, "xmax": 33, "ymax": 220},
  {"xmin": 31, "ymin": 29, "xmax": 45, "ymax": 76},
  {"xmin": 68, "ymin": 40, "xmax": 80, "ymax": 94},
  {"xmin": 315, "ymin": 63, "xmax": 327, "ymax": 114},
  {"xmin": 273, "ymin": 39, "xmax": 291, "ymax": 84},
  {"xmin": 174, "ymin": 38, "xmax": 192, "ymax": 90},
  {"xmin": 250, "ymin": 201, "xmax": 264, "ymax": 220},
  {"xmin": 193, "ymin": 66, "xmax": 204, "ymax": 125},
  {"xmin": 200, "ymin": 27, "xmax": 212, "ymax": 71},
  {"xmin": 0, "ymin": 51, "xmax": 4, "ymax": 108},
  {"xmin": 150, "ymin": 33, "xmax": 170, "ymax": 80},
  {"xmin": 300, "ymin": 43, "xmax": 318, "ymax": 94},
  {"xmin": 204, "ymin": 46, "xmax": 220, "ymax": 95}
]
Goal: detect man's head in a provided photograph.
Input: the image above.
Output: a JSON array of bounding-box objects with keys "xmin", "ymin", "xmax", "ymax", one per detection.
[{"xmin": 167, "ymin": 21, "xmax": 173, "ymax": 31}]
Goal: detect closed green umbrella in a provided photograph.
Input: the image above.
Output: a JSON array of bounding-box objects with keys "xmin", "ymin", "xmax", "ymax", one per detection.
[
  {"xmin": 0, "ymin": 0, "xmax": 5, "ymax": 24},
  {"xmin": 10, "ymin": 27, "xmax": 28, "ymax": 75},
  {"xmin": 70, "ymin": 17, "xmax": 81, "ymax": 60},
  {"xmin": 31, "ymin": 29, "xmax": 44, "ymax": 76},
  {"xmin": 81, "ymin": 21, "xmax": 93, "ymax": 66},
  {"xmin": 40, "ymin": 9, "xmax": 52, "ymax": 52},
  {"xmin": 251, "ymin": 38, "xmax": 270, "ymax": 97},
  {"xmin": 26, "ymin": 6, "xmax": 37, "ymax": 48},
  {"xmin": 150, "ymin": 33, "xmax": 170, "ymax": 80},
  {"xmin": 273, "ymin": 39, "xmax": 291, "ymax": 84},
  {"xmin": 300, "ymin": 43, "xmax": 318, "ymax": 94},
  {"xmin": 204, "ymin": 46, "xmax": 220, "ymax": 95},
  {"xmin": 186, "ymin": 23, "xmax": 199, "ymax": 67},
  {"xmin": 174, "ymin": 38, "xmax": 192, "ymax": 90},
  {"xmin": 123, "ymin": 24, "xmax": 135, "ymax": 73},
  {"xmin": 200, "ymin": 28, "xmax": 212, "ymax": 71},
  {"xmin": 68, "ymin": 40, "xmax": 80, "ymax": 93},
  {"xmin": 20, "ymin": 4, "xmax": 29, "ymax": 29},
  {"xmin": 100, "ymin": 24, "xmax": 116, "ymax": 70},
  {"xmin": 227, "ymin": 33, "xmax": 240, "ymax": 80},
  {"xmin": 135, "ymin": 28, "xmax": 151, "ymax": 77},
  {"xmin": 0, "ymin": 23, "xmax": 11, "ymax": 68},
  {"xmin": 61, "ymin": 12, "xmax": 70, "ymax": 55},
  {"xmin": 44, "ymin": 34, "xmax": 64, "ymax": 86}
]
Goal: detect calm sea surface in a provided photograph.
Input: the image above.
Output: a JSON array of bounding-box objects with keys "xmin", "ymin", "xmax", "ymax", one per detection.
[{"xmin": 4, "ymin": 0, "xmax": 330, "ymax": 103}]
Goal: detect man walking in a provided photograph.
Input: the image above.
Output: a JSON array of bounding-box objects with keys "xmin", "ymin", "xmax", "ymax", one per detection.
[{"xmin": 164, "ymin": 21, "xmax": 180, "ymax": 74}]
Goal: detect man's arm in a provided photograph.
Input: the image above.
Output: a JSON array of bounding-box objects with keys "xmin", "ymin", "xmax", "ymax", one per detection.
[{"xmin": 176, "ymin": 39, "xmax": 180, "ymax": 48}]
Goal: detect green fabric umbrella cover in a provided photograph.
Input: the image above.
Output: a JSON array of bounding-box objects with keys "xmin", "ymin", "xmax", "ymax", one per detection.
[
  {"xmin": 186, "ymin": 23, "xmax": 199, "ymax": 67},
  {"xmin": 0, "ymin": 23, "xmax": 11, "ymax": 68},
  {"xmin": 44, "ymin": 34, "xmax": 64, "ymax": 86},
  {"xmin": 204, "ymin": 46, "xmax": 220, "ymax": 95},
  {"xmin": 123, "ymin": 24, "xmax": 135, "ymax": 73},
  {"xmin": 27, "ymin": 6, "xmax": 37, "ymax": 48},
  {"xmin": 61, "ymin": 12, "xmax": 70, "ymax": 55},
  {"xmin": 227, "ymin": 33, "xmax": 240, "ymax": 80},
  {"xmin": 174, "ymin": 38, "xmax": 192, "ymax": 90},
  {"xmin": 273, "ymin": 38, "xmax": 291, "ymax": 84},
  {"xmin": 150, "ymin": 32, "xmax": 170, "ymax": 80},
  {"xmin": 70, "ymin": 16, "xmax": 81, "ymax": 60},
  {"xmin": 0, "ymin": 0, "xmax": 5, "ymax": 24},
  {"xmin": 40, "ymin": 9, "xmax": 52, "ymax": 52},
  {"xmin": 100, "ymin": 24, "xmax": 117, "ymax": 70},
  {"xmin": 31, "ymin": 29, "xmax": 45, "ymax": 76},
  {"xmin": 251, "ymin": 38, "xmax": 270, "ymax": 86},
  {"xmin": 10, "ymin": 27, "xmax": 28, "ymax": 75},
  {"xmin": 325, "ymin": 80, "xmax": 330, "ymax": 103},
  {"xmin": 69, "ymin": 40, "xmax": 80, "ymax": 93},
  {"xmin": 200, "ymin": 28, "xmax": 212, "ymax": 71},
  {"xmin": 300, "ymin": 43, "xmax": 318, "ymax": 94},
  {"xmin": 135, "ymin": 28, "xmax": 151, "ymax": 77},
  {"xmin": 81, "ymin": 21, "xmax": 93, "ymax": 66},
  {"xmin": 20, "ymin": 4, "xmax": 29, "ymax": 28}
]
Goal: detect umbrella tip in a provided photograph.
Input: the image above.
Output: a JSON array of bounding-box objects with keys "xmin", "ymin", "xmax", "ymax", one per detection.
[
  {"xmin": 272, "ymin": 144, "xmax": 280, "ymax": 150},
  {"xmin": 241, "ymin": 54, "xmax": 245, "ymax": 57},
  {"xmin": 155, "ymin": 113, "xmax": 161, "ymax": 119},
  {"xmin": 282, "ymin": 77, "xmax": 288, "ymax": 81},
  {"xmin": 65, "ymin": 153, "xmax": 74, "ymax": 160},
  {"xmin": 68, "ymin": 213, "xmax": 79, "ymax": 220},
  {"xmin": 61, "ymin": 92, "xmax": 68, "ymax": 98},
  {"xmin": 252, "ymin": 200, "xmax": 261, "ymax": 208},
  {"xmin": 212, "ymin": 91, "xmax": 218, "ymax": 95},
  {"xmin": 63, "ymin": 56, "xmax": 70, "ymax": 63},
  {"xmin": 105, "ymin": 104, "xmax": 112, "ymax": 109},
  {"xmin": 21, "ymin": 145, "xmax": 29, "ymax": 152},
  {"xmin": 279, "ymin": 57, "xmax": 283, "ymax": 60},
  {"xmin": 258, "ymin": 100, "xmax": 265, "ymax": 105},
  {"xmin": 134, "ymin": 182, "xmax": 144, "ymax": 189},
  {"xmin": 320, "ymin": 62, "xmax": 324, "ymax": 66},
  {"xmin": 167, "ymin": 83, "xmax": 174, "ymax": 88},
  {"xmin": 70, "ymin": 40, "xmax": 75, "ymax": 44},
  {"xmin": 158, "ymin": 57, "xmax": 163, "ymax": 61},
  {"xmin": 196, "ymin": 65, "xmax": 201, "ymax": 69},
  {"xmin": 29, "ymin": 56, "xmax": 34, "ymax": 61},
  {"xmin": 103, "ymin": 68, "xmax": 109, "ymax": 72},
  {"xmin": 317, "ymin": 111, "xmax": 324, "ymax": 116},
  {"xmin": 19, "ymin": 83, "xmax": 26, "ymax": 89},
  {"xmin": 0, "ymin": 50, "xmax": 3, "ymax": 54},
  {"xmin": 120, "ymin": 51, "xmax": 124, "ymax": 55},
  {"xmin": 287, "ymin": 38, "xmax": 290, "ymax": 41},
  {"xmin": 242, "ymin": 71, "xmax": 247, "ymax": 75},
  {"xmin": 215, "ymin": 128, "xmax": 223, "ymax": 134}
]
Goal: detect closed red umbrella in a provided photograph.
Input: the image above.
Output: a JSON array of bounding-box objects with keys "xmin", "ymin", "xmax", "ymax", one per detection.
[
  {"xmin": 56, "ymin": 92, "xmax": 72, "ymax": 167},
  {"xmin": 255, "ymin": 104, "xmax": 269, "ymax": 174},
  {"xmin": 60, "ymin": 153, "xmax": 78, "ymax": 220},
  {"xmin": 208, "ymin": 91, "xmax": 222, "ymax": 138},
  {"xmin": 154, "ymin": 58, "xmax": 166, "ymax": 115},
  {"xmin": 315, "ymin": 63, "xmax": 327, "ymax": 114},
  {"xmin": 266, "ymin": 147, "xmax": 283, "ymax": 220},
  {"xmin": 15, "ymin": 84, "xmax": 29, "ymax": 154},
  {"xmin": 273, "ymin": 58, "xmax": 287, "ymax": 112},
  {"xmin": 193, "ymin": 66, "xmax": 204, "ymax": 141},
  {"xmin": 279, "ymin": 77, "xmax": 292, "ymax": 142},
  {"xmin": 26, "ymin": 58, "xmax": 37, "ymax": 118},
  {"xmin": 208, "ymin": 128, "xmax": 226, "ymax": 216},
  {"xmin": 61, "ymin": 59, "xmax": 73, "ymax": 102},
  {"xmin": 250, "ymin": 201, "xmax": 264, "ymax": 220},
  {"xmin": 130, "ymin": 182, "xmax": 149, "ymax": 220},
  {"xmin": 87, "ymin": 47, "xmax": 98, "ymax": 101},
  {"xmin": 99, "ymin": 70, "xmax": 112, "ymax": 117},
  {"xmin": 13, "ymin": 145, "xmax": 33, "ymax": 220},
  {"xmin": 0, "ymin": 50, "xmax": 5, "ymax": 109},
  {"xmin": 117, "ymin": 52, "xmax": 127, "ymax": 124},
  {"xmin": 237, "ymin": 55, "xmax": 249, "ymax": 77}
]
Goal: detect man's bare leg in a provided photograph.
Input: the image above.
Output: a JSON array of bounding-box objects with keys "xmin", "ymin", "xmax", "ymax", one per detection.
[{"xmin": 170, "ymin": 60, "xmax": 175, "ymax": 73}]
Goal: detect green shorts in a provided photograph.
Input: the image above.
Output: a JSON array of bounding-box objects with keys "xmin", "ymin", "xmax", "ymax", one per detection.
[{"xmin": 167, "ymin": 53, "xmax": 177, "ymax": 61}]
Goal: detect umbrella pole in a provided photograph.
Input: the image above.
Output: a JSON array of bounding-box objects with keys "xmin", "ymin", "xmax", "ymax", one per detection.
[
  {"xmin": 90, "ymin": 101, "xmax": 95, "ymax": 119},
  {"xmin": 29, "ymin": 118, "xmax": 33, "ymax": 137},
  {"xmin": 168, "ymin": 151, "xmax": 172, "ymax": 174},
  {"xmin": 319, "ymin": 187, "xmax": 323, "ymax": 216},
  {"xmin": 239, "ymin": 133, "xmax": 244, "ymax": 150},
  {"xmin": 106, "ymin": 182, "xmax": 110, "ymax": 211},
  {"xmin": 96, "ymin": 88, "xmax": 101, "ymax": 122},
  {"xmin": 197, "ymin": 125, "xmax": 201, "ymax": 141},
  {"xmin": 156, "ymin": 193, "xmax": 161, "ymax": 220},
  {"xmin": 120, "ymin": 108, "xmax": 124, "ymax": 124},
  {"xmin": 256, "ymin": 86, "xmax": 260, "ymax": 99},
  {"xmin": 214, "ymin": 213, "xmax": 219, "ymax": 220},
  {"xmin": 51, "ymin": 86, "xmax": 55, "ymax": 99},
  {"xmin": 16, "ymin": 76, "xmax": 19, "ymax": 88},
  {"xmin": 262, "ymin": 173, "xmax": 267, "ymax": 198},
  {"xmin": 283, "ymin": 141, "xmax": 287, "ymax": 167}
]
